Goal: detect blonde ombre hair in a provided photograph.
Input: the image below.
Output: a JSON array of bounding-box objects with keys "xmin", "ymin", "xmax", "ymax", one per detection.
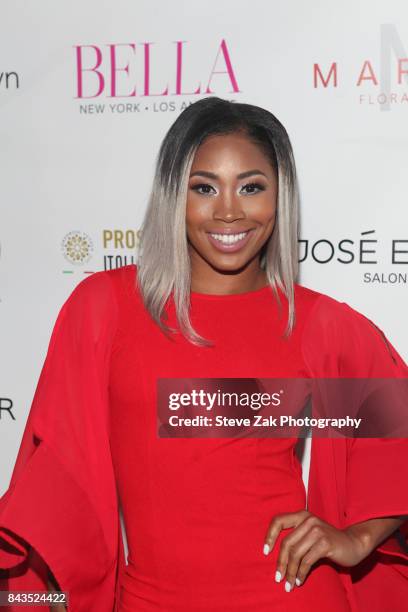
[{"xmin": 136, "ymin": 97, "xmax": 299, "ymax": 347}]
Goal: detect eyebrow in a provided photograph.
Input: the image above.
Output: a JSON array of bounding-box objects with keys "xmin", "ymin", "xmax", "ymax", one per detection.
[{"xmin": 189, "ymin": 169, "xmax": 268, "ymax": 180}]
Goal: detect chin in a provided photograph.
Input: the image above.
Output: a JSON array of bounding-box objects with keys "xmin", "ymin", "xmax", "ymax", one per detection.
[{"xmin": 207, "ymin": 255, "xmax": 251, "ymax": 273}]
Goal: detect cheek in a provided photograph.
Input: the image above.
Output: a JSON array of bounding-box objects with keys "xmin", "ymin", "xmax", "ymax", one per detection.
[
  {"xmin": 266, "ymin": 208, "xmax": 277, "ymax": 224},
  {"xmin": 246, "ymin": 199, "xmax": 276, "ymax": 224},
  {"xmin": 186, "ymin": 199, "xmax": 209, "ymax": 228}
]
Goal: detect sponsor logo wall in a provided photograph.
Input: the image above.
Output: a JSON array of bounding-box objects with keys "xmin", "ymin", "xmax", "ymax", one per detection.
[{"xmin": 1, "ymin": 2, "xmax": 407, "ymax": 504}]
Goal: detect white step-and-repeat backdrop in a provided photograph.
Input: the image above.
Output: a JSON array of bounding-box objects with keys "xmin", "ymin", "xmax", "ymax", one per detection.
[{"xmin": 1, "ymin": 1, "xmax": 407, "ymax": 509}]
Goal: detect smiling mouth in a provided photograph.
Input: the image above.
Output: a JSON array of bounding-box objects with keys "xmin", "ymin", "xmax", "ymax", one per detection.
[{"xmin": 208, "ymin": 231, "xmax": 250, "ymax": 245}]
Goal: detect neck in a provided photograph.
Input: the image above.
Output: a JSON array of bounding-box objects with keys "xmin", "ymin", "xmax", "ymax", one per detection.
[{"xmin": 190, "ymin": 266, "xmax": 268, "ymax": 296}]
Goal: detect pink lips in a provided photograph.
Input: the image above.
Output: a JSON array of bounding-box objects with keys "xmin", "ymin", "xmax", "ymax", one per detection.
[{"xmin": 206, "ymin": 230, "xmax": 253, "ymax": 253}]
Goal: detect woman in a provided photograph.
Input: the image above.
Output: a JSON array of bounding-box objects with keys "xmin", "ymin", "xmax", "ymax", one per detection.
[{"xmin": 0, "ymin": 96, "xmax": 407, "ymax": 612}]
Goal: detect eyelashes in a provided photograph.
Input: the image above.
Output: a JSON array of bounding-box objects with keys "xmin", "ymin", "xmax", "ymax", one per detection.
[{"xmin": 190, "ymin": 182, "xmax": 266, "ymax": 196}]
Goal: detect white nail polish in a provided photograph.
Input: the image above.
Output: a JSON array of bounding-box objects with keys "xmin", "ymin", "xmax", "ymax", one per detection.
[
  {"xmin": 263, "ymin": 543, "xmax": 270, "ymax": 556},
  {"xmin": 295, "ymin": 578, "xmax": 301, "ymax": 587},
  {"xmin": 275, "ymin": 570, "xmax": 282, "ymax": 583},
  {"xmin": 285, "ymin": 580, "xmax": 292, "ymax": 592}
]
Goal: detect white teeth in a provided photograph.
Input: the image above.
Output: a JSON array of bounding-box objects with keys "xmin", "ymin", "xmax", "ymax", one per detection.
[{"xmin": 210, "ymin": 231, "xmax": 248, "ymax": 244}]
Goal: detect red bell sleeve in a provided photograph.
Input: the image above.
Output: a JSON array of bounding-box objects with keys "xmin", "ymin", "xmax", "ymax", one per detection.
[
  {"xmin": 0, "ymin": 271, "xmax": 120, "ymax": 612},
  {"xmin": 304, "ymin": 294, "xmax": 408, "ymax": 556},
  {"xmin": 335, "ymin": 299, "xmax": 408, "ymax": 559}
]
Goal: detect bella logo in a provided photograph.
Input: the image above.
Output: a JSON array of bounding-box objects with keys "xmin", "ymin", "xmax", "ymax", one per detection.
[
  {"xmin": 61, "ymin": 231, "xmax": 94, "ymax": 265},
  {"xmin": 73, "ymin": 39, "xmax": 240, "ymax": 99}
]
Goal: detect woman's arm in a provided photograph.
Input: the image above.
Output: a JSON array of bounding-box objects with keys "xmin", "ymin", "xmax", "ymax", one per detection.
[
  {"xmin": 263, "ymin": 510, "xmax": 407, "ymax": 592},
  {"xmin": 0, "ymin": 271, "xmax": 119, "ymax": 607},
  {"xmin": 345, "ymin": 515, "xmax": 406, "ymax": 556}
]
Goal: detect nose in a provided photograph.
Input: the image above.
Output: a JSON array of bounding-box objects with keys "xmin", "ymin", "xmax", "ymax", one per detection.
[{"xmin": 212, "ymin": 191, "xmax": 246, "ymax": 222}]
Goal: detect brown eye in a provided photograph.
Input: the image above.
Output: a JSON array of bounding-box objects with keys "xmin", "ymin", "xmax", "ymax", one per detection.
[
  {"xmin": 241, "ymin": 183, "xmax": 266, "ymax": 194},
  {"xmin": 190, "ymin": 183, "xmax": 216, "ymax": 195}
]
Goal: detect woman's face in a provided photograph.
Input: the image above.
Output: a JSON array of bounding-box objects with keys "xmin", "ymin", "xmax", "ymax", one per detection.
[{"xmin": 186, "ymin": 132, "xmax": 278, "ymax": 281}]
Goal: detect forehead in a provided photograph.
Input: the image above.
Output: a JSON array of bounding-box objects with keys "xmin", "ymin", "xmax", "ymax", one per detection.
[{"xmin": 192, "ymin": 133, "xmax": 272, "ymax": 171}]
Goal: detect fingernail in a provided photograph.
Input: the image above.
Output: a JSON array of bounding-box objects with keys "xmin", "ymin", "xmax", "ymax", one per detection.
[
  {"xmin": 295, "ymin": 577, "xmax": 301, "ymax": 587},
  {"xmin": 285, "ymin": 580, "xmax": 292, "ymax": 592},
  {"xmin": 275, "ymin": 570, "xmax": 282, "ymax": 583},
  {"xmin": 263, "ymin": 543, "xmax": 270, "ymax": 556}
]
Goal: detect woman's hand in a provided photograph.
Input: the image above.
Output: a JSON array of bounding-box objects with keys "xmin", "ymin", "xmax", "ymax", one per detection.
[{"xmin": 263, "ymin": 510, "xmax": 405, "ymax": 593}]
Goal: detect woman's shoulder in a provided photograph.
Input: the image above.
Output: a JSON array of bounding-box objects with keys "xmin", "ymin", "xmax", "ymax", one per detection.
[
  {"xmin": 294, "ymin": 282, "xmax": 373, "ymax": 327},
  {"xmin": 294, "ymin": 281, "xmax": 385, "ymax": 348},
  {"xmin": 293, "ymin": 282, "xmax": 352, "ymax": 329},
  {"xmin": 66, "ymin": 264, "xmax": 138, "ymax": 306},
  {"xmin": 51, "ymin": 264, "xmax": 138, "ymax": 342},
  {"xmin": 103, "ymin": 263, "xmax": 138, "ymax": 289},
  {"xmin": 295, "ymin": 283, "xmax": 408, "ymax": 376}
]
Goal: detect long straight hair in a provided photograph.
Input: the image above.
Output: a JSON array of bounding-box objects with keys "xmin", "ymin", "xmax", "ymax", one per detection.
[{"xmin": 136, "ymin": 96, "xmax": 300, "ymax": 347}]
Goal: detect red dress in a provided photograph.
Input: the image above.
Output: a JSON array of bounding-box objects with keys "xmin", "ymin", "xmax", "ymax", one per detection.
[
  {"xmin": 109, "ymin": 266, "xmax": 349, "ymax": 611},
  {"xmin": 0, "ymin": 263, "xmax": 407, "ymax": 612}
]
